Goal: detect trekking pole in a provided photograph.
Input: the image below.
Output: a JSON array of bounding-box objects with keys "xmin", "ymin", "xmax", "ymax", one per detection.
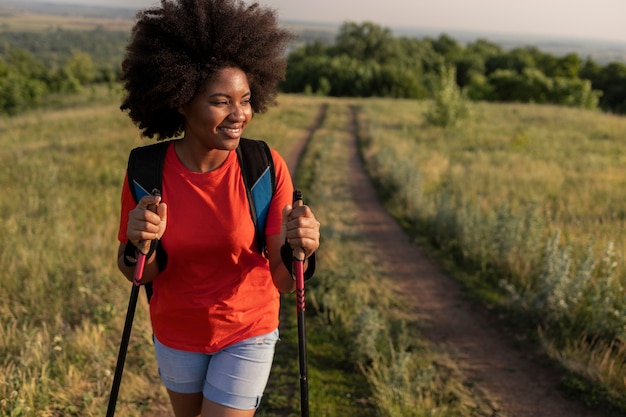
[
  {"xmin": 106, "ymin": 197, "xmax": 158, "ymax": 417},
  {"xmin": 105, "ymin": 264, "xmax": 142, "ymax": 417},
  {"xmin": 292, "ymin": 189, "xmax": 309, "ymax": 417}
]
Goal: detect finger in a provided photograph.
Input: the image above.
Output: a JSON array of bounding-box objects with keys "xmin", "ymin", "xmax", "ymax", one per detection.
[
  {"xmin": 137, "ymin": 195, "xmax": 161, "ymax": 210},
  {"xmin": 286, "ymin": 237, "xmax": 319, "ymax": 258},
  {"xmin": 285, "ymin": 221, "xmax": 320, "ymax": 243},
  {"xmin": 127, "ymin": 220, "xmax": 159, "ymax": 240},
  {"xmin": 282, "ymin": 204, "xmax": 292, "ymax": 224},
  {"xmin": 286, "ymin": 216, "xmax": 320, "ymax": 236},
  {"xmin": 157, "ymin": 201, "xmax": 168, "ymax": 220},
  {"xmin": 289, "ymin": 206, "xmax": 315, "ymax": 224}
]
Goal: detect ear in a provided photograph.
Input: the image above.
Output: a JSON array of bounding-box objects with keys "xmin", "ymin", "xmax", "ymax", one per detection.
[{"xmin": 177, "ymin": 104, "xmax": 186, "ymax": 116}]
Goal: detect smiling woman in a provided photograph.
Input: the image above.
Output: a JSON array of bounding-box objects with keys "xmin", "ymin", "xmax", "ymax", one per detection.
[
  {"xmin": 175, "ymin": 68, "xmax": 253, "ymax": 172},
  {"xmin": 113, "ymin": 1, "xmax": 321, "ymax": 417}
]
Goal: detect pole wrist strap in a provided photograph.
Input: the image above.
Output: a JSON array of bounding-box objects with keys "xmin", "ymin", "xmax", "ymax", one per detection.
[
  {"xmin": 280, "ymin": 242, "xmax": 316, "ymax": 281},
  {"xmin": 123, "ymin": 239, "xmax": 158, "ymax": 267}
]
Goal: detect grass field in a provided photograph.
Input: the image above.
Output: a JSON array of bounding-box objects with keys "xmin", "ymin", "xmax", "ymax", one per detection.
[
  {"xmin": 2, "ymin": 89, "xmax": 454, "ymax": 417},
  {"xmin": 0, "ymin": 3, "xmax": 134, "ymax": 32},
  {"xmin": 2, "ymin": 87, "xmax": 626, "ymax": 415},
  {"xmin": 0, "ymin": 12, "xmax": 132, "ymax": 32},
  {"xmin": 355, "ymin": 97, "xmax": 626, "ymax": 411}
]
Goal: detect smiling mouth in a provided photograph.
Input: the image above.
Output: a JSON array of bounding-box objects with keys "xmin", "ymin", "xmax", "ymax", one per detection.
[{"xmin": 219, "ymin": 126, "xmax": 242, "ymax": 136}]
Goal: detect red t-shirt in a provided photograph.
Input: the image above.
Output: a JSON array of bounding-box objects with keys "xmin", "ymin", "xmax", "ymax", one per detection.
[{"xmin": 118, "ymin": 141, "xmax": 293, "ymax": 353}]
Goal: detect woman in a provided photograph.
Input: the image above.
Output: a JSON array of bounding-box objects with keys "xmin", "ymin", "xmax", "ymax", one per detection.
[{"xmin": 115, "ymin": 1, "xmax": 320, "ymax": 416}]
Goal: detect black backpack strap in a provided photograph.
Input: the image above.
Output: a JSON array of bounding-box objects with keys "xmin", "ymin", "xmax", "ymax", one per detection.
[
  {"xmin": 127, "ymin": 140, "xmax": 170, "ymax": 202},
  {"xmin": 126, "ymin": 140, "xmax": 171, "ymax": 303},
  {"xmin": 236, "ymin": 138, "xmax": 276, "ymax": 255}
]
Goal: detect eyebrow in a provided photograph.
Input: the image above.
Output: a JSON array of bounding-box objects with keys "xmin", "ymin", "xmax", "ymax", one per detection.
[{"xmin": 208, "ymin": 91, "xmax": 251, "ymax": 99}]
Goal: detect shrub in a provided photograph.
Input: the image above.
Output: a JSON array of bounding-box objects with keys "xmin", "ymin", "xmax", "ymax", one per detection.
[{"xmin": 424, "ymin": 66, "xmax": 469, "ymax": 128}]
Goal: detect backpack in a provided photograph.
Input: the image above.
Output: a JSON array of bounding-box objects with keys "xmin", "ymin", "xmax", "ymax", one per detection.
[{"xmin": 126, "ymin": 137, "xmax": 276, "ymax": 302}]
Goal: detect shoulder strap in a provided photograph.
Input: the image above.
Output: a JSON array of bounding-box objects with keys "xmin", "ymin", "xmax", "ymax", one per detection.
[
  {"xmin": 237, "ymin": 138, "xmax": 276, "ymax": 254},
  {"xmin": 126, "ymin": 140, "xmax": 170, "ymax": 304},
  {"xmin": 127, "ymin": 140, "xmax": 170, "ymax": 202}
]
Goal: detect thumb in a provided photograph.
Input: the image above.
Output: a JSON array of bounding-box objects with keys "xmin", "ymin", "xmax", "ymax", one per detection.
[
  {"xmin": 157, "ymin": 201, "xmax": 168, "ymax": 221},
  {"xmin": 282, "ymin": 204, "xmax": 292, "ymax": 225},
  {"xmin": 157, "ymin": 202, "xmax": 168, "ymax": 239},
  {"xmin": 281, "ymin": 204, "xmax": 292, "ymax": 239}
]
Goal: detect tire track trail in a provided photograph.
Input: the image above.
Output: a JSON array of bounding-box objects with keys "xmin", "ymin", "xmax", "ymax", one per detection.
[{"xmin": 344, "ymin": 105, "xmax": 606, "ymax": 417}]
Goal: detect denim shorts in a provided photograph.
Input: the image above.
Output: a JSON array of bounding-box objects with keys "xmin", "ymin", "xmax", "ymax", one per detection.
[{"xmin": 153, "ymin": 329, "xmax": 279, "ymax": 410}]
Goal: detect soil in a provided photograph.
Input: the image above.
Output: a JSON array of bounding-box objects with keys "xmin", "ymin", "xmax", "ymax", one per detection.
[{"xmin": 338, "ymin": 106, "xmax": 608, "ymax": 417}]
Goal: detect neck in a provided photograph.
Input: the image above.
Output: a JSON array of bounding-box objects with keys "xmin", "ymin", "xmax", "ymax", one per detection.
[{"xmin": 174, "ymin": 139, "xmax": 230, "ymax": 173}]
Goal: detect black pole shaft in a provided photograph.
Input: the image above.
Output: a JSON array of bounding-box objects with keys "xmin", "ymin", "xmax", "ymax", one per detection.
[
  {"xmin": 292, "ymin": 189, "xmax": 309, "ymax": 417},
  {"xmin": 297, "ymin": 292, "xmax": 309, "ymax": 417},
  {"xmin": 106, "ymin": 283, "xmax": 140, "ymax": 417}
]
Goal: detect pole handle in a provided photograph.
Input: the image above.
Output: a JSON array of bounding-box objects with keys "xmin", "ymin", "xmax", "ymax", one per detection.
[
  {"xmin": 133, "ymin": 191, "xmax": 160, "ymax": 286},
  {"xmin": 136, "ymin": 191, "xmax": 160, "ymax": 254},
  {"xmin": 292, "ymin": 190, "xmax": 305, "ymax": 262}
]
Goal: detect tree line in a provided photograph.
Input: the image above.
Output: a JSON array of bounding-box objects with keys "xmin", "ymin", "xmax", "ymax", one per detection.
[
  {"xmin": 0, "ymin": 23, "xmax": 625, "ymax": 116},
  {"xmin": 283, "ymin": 22, "xmax": 626, "ymax": 114},
  {"xmin": 0, "ymin": 28, "xmax": 122, "ymax": 115}
]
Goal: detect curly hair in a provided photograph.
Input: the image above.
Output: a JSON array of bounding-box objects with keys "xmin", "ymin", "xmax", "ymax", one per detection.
[{"xmin": 120, "ymin": 0, "xmax": 294, "ymax": 139}]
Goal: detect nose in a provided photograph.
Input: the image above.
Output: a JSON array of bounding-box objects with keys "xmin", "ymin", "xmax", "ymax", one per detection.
[{"xmin": 229, "ymin": 105, "xmax": 246, "ymax": 121}]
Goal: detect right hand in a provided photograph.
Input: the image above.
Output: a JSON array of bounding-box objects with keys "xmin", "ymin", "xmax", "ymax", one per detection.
[{"xmin": 126, "ymin": 195, "xmax": 167, "ymax": 251}]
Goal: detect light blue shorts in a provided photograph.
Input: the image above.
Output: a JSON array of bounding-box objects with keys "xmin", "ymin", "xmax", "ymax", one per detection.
[{"xmin": 153, "ymin": 329, "xmax": 279, "ymax": 410}]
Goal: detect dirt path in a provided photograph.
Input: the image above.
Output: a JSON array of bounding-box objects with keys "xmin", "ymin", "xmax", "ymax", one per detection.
[
  {"xmin": 342, "ymin": 106, "xmax": 606, "ymax": 417},
  {"xmin": 145, "ymin": 102, "xmax": 606, "ymax": 417}
]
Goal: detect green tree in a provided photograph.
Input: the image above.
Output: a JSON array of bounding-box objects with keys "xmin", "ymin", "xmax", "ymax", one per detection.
[
  {"xmin": 430, "ymin": 33, "xmax": 462, "ymax": 63},
  {"xmin": 454, "ymin": 39, "xmax": 502, "ymax": 88},
  {"xmin": 486, "ymin": 47, "xmax": 536, "ymax": 75},
  {"xmin": 332, "ymin": 21, "xmax": 399, "ymax": 64},
  {"xmin": 425, "ymin": 65, "xmax": 469, "ymax": 128},
  {"xmin": 592, "ymin": 62, "xmax": 626, "ymax": 113},
  {"xmin": 0, "ymin": 67, "xmax": 47, "ymax": 115},
  {"xmin": 579, "ymin": 57, "xmax": 602, "ymax": 81},
  {"xmin": 63, "ymin": 51, "xmax": 96, "ymax": 86},
  {"xmin": 0, "ymin": 50, "xmax": 49, "ymax": 114},
  {"xmin": 551, "ymin": 77, "xmax": 600, "ymax": 109}
]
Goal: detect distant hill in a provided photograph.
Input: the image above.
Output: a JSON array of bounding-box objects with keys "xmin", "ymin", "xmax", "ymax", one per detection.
[
  {"xmin": 3, "ymin": 0, "xmax": 626, "ymax": 64},
  {"xmin": 0, "ymin": 0, "xmax": 136, "ymax": 19},
  {"xmin": 286, "ymin": 20, "xmax": 626, "ymax": 64},
  {"xmin": 392, "ymin": 26, "xmax": 626, "ymax": 65}
]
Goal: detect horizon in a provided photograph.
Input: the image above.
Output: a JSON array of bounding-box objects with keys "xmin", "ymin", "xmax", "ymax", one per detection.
[{"xmin": 14, "ymin": 0, "xmax": 626, "ymax": 44}]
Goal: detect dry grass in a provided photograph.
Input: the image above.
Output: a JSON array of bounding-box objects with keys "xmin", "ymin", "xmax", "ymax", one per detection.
[
  {"xmin": 4, "ymin": 89, "xmax": 625, "ymax": 415},
  {"xmin": 356, "ymin": 97, "xmax": 626, "ymax": 410},
  {"xmin": 0, "ymin": 90, "xmax": 318, "ymax": 416},
  {"xmin": 0, "ymin": 11, "xmax": 133, "ymax": 32}
]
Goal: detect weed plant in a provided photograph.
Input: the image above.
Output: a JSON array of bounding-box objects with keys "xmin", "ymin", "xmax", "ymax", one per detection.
[{"xmin": 356, "ymin": 97, "xmax": 626, "ymax": 410}]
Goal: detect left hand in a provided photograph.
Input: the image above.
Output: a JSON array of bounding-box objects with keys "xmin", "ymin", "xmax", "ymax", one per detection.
[{"xmin": 282, "ymin": 203, "xmax": 320, "ymax": 259}]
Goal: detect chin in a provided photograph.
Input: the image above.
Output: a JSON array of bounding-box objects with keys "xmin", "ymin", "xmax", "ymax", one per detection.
[{"xmin": 223, "ymin": 138, "xmax": 241, "ymax": 150}]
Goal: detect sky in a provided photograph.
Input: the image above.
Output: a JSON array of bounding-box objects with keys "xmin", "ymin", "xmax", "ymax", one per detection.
[{"xmin": 25, "ymin": 0, "xmax": 626, "ymax": 43}]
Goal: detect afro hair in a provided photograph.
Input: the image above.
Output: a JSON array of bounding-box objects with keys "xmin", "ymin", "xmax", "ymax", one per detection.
[{"xmin": 120, "ymin": 0, "xmax": 294, "ymax": 139}]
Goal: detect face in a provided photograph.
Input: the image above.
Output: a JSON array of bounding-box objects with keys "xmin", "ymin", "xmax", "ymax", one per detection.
[{"xmin": 179, "ymin": 67, "xmax": 253, "ymax": 151}]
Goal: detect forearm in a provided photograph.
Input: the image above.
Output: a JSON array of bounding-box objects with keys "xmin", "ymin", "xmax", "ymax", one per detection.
[
  {"xmin": 271, "ymin": 257, "xmax": 313, "ymax": 294},
  {"xmin": 117, "ymin": 243, "xmax": 161, "ymax": 284},
  {"xmin": 272, "ymin": 262, "xmax": 296, "ymax": 294}
]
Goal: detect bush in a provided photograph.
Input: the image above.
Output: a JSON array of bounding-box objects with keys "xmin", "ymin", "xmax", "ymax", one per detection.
[{"xmin": 424, "ymin": 66, "xmax": 469, "ymax": 128}]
